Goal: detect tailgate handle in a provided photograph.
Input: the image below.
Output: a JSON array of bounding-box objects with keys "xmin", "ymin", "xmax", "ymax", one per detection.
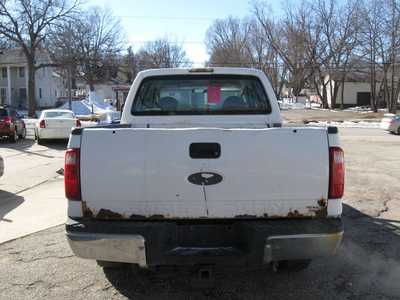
[{"xmin": 190, "ymin": 143, "xmax": 221, "ymax": 159}]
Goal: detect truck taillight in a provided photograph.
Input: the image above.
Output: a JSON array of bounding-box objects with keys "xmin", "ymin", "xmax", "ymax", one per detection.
[
  {"xmin": 39, "ymin": 119, "xmax": 46, "ymax": 128},
  {"xmin": 65, "ymin": 148, "xmax": 81, "ymax": 201},
  {"xmin": 76, "ymin": 119, "xmax": 81, "ymax": 127},
  {"xmin": 329, "ymin": 147, "xmax": 344, "ymax": 199}
]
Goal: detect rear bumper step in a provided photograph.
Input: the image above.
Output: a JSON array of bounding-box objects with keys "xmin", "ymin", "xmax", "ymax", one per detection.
[{"xmin": 66, "ymin": 217, "xmax": 343, "ymax": 267}]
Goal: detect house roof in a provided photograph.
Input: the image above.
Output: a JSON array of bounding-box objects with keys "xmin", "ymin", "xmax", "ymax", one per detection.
[{"xmin": 0, "ymin": 48, "xmax": 51, "ymax": 66}]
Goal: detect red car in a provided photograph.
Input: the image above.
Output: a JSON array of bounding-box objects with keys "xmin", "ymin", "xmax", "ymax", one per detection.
[{"xmin": 0, "ymin": 106, "xmax": 26, "ymax": 143}]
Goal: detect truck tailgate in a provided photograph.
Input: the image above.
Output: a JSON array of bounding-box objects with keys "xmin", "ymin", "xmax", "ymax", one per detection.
[{"xmin": 80, "ymin": 127, "xmax": 329, "ymax": 219}]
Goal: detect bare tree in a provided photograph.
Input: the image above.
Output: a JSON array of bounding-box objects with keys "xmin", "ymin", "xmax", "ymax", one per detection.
[
  {"xmin": 135, "ymin": 38, "xmax": 191, "ymax": 69},
  {"xmin": 124, "ymin": 46, "xmax": 138, "ymax": 83},
  {"xmin": 0, "ymin": 0, "xmax": 79, "ymax": 116},
  {"xmin": 310, "ymin": 0, "xmax": 361, "ymax": 109},
  {"xmin": 359, "ymin": 0, "xmax": 388, "ymax": 111},
  {"xmin": 253, "ymin": 1, "xmax": 312, "ymax": 99},
  {"xmin": 72, "ymin": 7, "xmax": 125, "ymax": 98},
  {"xmin": 205, "ymin": 17, "xmax": 252, "ymax": 67},
  {"xmin": 47, "ymin": 22, "xmax": 80, "ymax": 110},
  {"xmin": 246, "ymin": 19, "xmax": 287, "ymax": 96}
]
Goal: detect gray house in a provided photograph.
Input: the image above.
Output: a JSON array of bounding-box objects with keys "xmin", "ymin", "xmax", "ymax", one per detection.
[{"xmin": 0, "ymin": 48, "xmax": 66, "ymax": 109}]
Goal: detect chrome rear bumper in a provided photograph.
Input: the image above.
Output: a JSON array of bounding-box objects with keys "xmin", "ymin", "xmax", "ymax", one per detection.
[
  {"xmin": 264, "ymin": 232, "xmax": 343, "ymax": 263},
  {"xmin": 66, "ymin": 232, "xmax": 146, "ymax": 267},
  {"xmin": 66, "ymin": 229, "xmax": 343, "ymax": 267}
]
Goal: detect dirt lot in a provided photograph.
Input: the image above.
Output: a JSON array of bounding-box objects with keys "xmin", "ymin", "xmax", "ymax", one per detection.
[
  {"xmin": 281, "ymin": 109, "xmax": 385, "ymax": 123},
  {"xmin": 0, "ymin": 128, "xmax": 399, "ymax": 300}
]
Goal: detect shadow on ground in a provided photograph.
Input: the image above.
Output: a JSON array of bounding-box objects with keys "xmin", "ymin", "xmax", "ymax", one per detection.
[
  {"xmin": 0, "ymin": 190, "xmax": 24, "ymax": 223},
  {"xmin": 0, "ymin": 138, "xmax": 67, "ymax": 154},
  {"xmin": 36, "ymin": 139, "xmax": 68, "ymax": 151},
  {"xmin": 0, "ymin": 137, "xmax": 35, "ymax": 150},
  {"xmin": 102, "ymin": 204, "xmax": 400, "ymax": 299}
]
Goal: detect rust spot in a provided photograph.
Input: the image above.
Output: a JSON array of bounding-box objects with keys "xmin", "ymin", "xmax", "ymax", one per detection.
[
  {"xmin": 149, "ymin": 214, "xmax": 165, "ymax": 219},
  {"xmin": 81, "ymin": 201, "xmax": 93, "ymax": 218},
  {"xmin": 287, "ymin": 210, "xmax": 304, "ymax": 218},
  {"xmin": 234, "ymin": 214, "xmax": 257, "ymax": 219},
  {"xmin": 318, "ymin": 198, "xmax": 327, "ymax": 207},
  {"xmin": 129, "ymin": 214, "xmax": 146, "ymax": 220},
  {"xmin": 314, "ymin": 206, "xmax": 328, "ymax": 218},
  {"xmin": 311, "ymin": 197, "xmax": 328, "ymax": 218},
  {"xmin": 96, "ymin": 209, "xmax": 124, "ymax": 220}
]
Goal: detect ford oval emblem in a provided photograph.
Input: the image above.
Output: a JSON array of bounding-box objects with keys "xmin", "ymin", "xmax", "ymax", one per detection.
[{"xmin": 188, "ymin": 172, "xmax": 223, "ymax": 186}]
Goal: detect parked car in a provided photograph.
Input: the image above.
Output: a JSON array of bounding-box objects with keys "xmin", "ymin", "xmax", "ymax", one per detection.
[
  {"xmin": 0, "ymin": 155, "xmax": 3, "ymax": 177},
  {"xmin": 35, "ymin": 109, "xmax": 80, "ymax": 144},
  {"xmin": 381, "ymin": 114, "xmax": 400, "ymax": 135},
  {"xmin": 0, "ymin": 106, "xmax": 26, "ymax": 143},
  {"xmin": 65, "ymin": 68, "xmax": 344, "ymax": 272},
  {"xmin": 98, "ymin": 111, "xmax": 121, "ymax": 125}
]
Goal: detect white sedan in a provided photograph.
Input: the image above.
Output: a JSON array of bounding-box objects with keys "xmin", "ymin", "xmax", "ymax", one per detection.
[
  {"xmin": 35, "ymin": 109, "xmax": 81, "ymax": 144},
  {"xmin": 381, "ymin": 114, "xmax": 400, "ymax": 135}
]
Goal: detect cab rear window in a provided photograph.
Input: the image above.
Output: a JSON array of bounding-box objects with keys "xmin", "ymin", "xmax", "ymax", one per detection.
[{"xmin": 131, "ymin": 75, "xmax": 271, "ymax": 115}]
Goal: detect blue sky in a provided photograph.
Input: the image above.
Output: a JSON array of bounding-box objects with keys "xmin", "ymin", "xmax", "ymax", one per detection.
[{"xmin": 87, "ymin": 0, "xmax": 281, "ymax": 66}]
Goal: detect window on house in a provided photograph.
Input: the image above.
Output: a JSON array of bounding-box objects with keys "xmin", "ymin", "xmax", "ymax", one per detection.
[
  {"xmin": 0, "ymin": 88, "xmax": 6, "ymax": 104},
  {"xmin": 19, "ymin": 88, "xmax": 27, "ymax": 99},
  {"xmin": 2, "ymin": 67, "xmax": 7, "ymax": 79},
  {"xmin": 39, "ymin": 88, "xmax": 42, "ymax": 99},
  {"xmin": 19, "ymin": 88, "xmax": 27, "ymax": 109},
  {"xmin": 19, "ymin": 67, "xmax": 25, "ymax": 78}
]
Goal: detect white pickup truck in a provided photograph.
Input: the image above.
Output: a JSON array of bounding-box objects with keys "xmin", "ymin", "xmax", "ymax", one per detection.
[{"xmin": 65, "ymin": 68, "xmax": 344, "ymax": 271}]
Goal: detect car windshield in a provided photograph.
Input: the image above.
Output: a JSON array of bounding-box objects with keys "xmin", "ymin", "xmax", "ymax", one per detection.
[
  {"xmin": 131, "ymin": 75, "xmax": 271, "ymax": 115},
  {"xmin": 44, "ymin": 111, "xmax": 74, "ymax": 119}
]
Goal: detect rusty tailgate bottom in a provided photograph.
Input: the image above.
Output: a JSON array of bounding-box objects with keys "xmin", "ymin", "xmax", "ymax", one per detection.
[{"xmin": 66, "ymin": 217, "xmax": 343, "ymax": 267}]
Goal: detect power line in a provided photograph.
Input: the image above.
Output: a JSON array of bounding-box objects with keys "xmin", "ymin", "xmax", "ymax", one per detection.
[
  {"xmin": 129, "ymin": 40, "xmax": 205, "ymax": 45},
  {"xmin": 117, "ymin": 15, "xmax": 216, "ymax": 21}
]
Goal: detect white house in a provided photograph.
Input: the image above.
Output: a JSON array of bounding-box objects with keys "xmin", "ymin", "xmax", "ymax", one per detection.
[
  {"xmin": 0, "ymin": 48, "xmax": 66, "ymax": 109},
  {"xmin": 324, "ymin": 72, "xmax": 374, "ymax": 108}
]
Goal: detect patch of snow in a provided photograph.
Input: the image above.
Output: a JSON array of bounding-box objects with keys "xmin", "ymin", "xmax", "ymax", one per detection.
[
  {"xmin": 59, "ymin": 99, "xmax": 114, "ymax": 116},
  {"xmin": 308, "ymin": 120, "xmax": 381, "ymax": 128},
  {"xmin": 59, "ymin": 101, "xmax": 92, "ymax": 115},
  {"xmin": 343, "ymin": 106, "xmax": 373, "ymax": 113},
  {"xmin": 80, "ymin": 121, "xmax": 98, "ymax": 127}
]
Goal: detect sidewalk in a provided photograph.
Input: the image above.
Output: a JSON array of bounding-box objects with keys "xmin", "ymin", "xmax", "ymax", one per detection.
[{"xmin": 0, "ymin": 178, "xmax": 66, "ymax": 244}]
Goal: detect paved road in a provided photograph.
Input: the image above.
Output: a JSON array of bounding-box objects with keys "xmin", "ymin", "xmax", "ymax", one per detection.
[{"xmin": 0, "ymin": 128, "xmax": 399, "ymax": 299}]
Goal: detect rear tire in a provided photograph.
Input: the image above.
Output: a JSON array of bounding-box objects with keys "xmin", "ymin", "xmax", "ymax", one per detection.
[
  {"xmin": 397, "ymin": 127, "xmax": 400, "ymax": 135},
  {"xmin": 37, "ymin": 137, "xmax": 44, "ymax": 145},
  {"xmin": 8, "ymin": 132, "xmax": 17, "ymax": 143},
  {"xmin": 18, "ymin": 128, "xmax": 26, "ymax": 139},
  {"xmin": 272, "ymin": 259, "xmax": 311, "ymax": 272}
]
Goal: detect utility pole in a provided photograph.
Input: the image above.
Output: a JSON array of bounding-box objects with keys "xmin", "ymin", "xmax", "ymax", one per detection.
[
  {"xmin": 391, "ymin": 0, "xmax": 396, "ymax": 113},
  {"xmin": 68, "ymin": 65, "xmax": 72, "ymax": 111}
]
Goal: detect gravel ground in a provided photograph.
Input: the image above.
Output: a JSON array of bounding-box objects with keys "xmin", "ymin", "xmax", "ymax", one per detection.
[
  {"xmin": 281, "ymin": 109, "xmax": 386, "ymax": 123},
  {"xmin": 0, "ymin": 128, "xmax": 399, "ymax": 299}
]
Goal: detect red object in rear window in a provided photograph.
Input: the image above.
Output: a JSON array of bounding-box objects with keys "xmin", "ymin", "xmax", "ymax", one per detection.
[
  {"xmin": 76, "ymin": 119, "xmax": 81, "ymax": 127},
  {"xmin": 39, "ymin": 119, "xmax": 46, "ymax": 128},
  {"xmin": 64, "ymin": 148, "xmax": 81, "ymax": 201},
  {"xmin": 207, "ymin": 85, "xmax": 221, "ymax": 104},
  {"xmin": 329, "ymin": 147, "xmax": 345, "ymax": 199}
]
